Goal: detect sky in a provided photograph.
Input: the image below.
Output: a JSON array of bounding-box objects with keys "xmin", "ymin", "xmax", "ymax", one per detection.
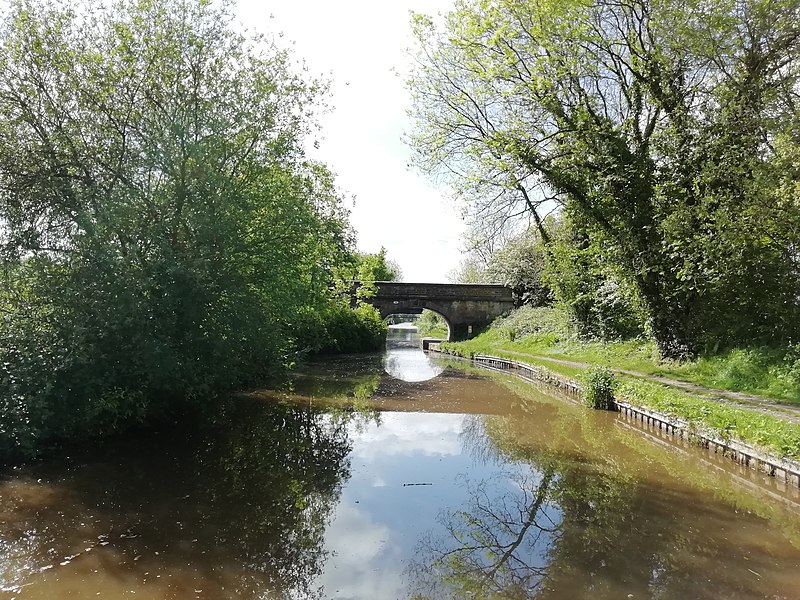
[{"xmin": 236, "ymin": 0, "xmax": 464, "ymax": 283}]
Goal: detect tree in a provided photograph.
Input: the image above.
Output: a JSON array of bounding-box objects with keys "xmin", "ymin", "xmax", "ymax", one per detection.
[
  {"xmin": 544, "ymin": 216, "xmax": 647, "ymax": 339},
  {"xmin": 416, "ymin": 308, "xmax": 449, "ymax": 337},
  {"xmin": 332, "ymin": 245, "xmax": 401, "ymax": 300},
  {"xmin": 0, "ymin": 0, "xmax": 353, "ymax": 456},
  {"xmin": 355, "ymin": 247, "xmax": 402, "ymax": 285},
  {"xmin": 447, "ymin": 253, "xmax": 489, "ymax": 285},
  {"xmin": 311, "ymin": 247, "xmax": 402, "ymax": 355},
  {"xmin": 408, "ymin": 0, "xmax": 800, "ymax": 358},
  {"xmin": 449, "ymin": 229, "xmax": 552, "ymax": 307},
  {"xmin": 484, "ymin": 230, "xmax": 552, "ymax": 307},
  {"xmin": 199, "ymin": 399, "xmax": 355, "ymax": 598}
]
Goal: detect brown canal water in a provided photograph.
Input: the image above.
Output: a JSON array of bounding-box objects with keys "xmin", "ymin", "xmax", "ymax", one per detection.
[{"xmin": 2, "ymin": 328, "xmax": 800, "ymax": 599}]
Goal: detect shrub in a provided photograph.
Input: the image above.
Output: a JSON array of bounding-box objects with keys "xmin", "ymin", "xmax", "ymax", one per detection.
[
  {"xmin": 417, "ymin": 309, "xmax": 449, "ymax": 337},
  {"xmin": 315, "ymin": 302, "xmax": 388, "ymax": 354},
  {"xmin": 583, "ymin": 365, "xmax": 617, "ymax": 410},
  {"xmin": 490, "ymin": 305, "xmax": 575, "ymax": 343}
]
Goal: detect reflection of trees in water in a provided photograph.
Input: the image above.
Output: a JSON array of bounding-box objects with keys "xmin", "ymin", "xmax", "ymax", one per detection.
[
  {"xmin": 473, "ymin": 411, "xmax": 681, "ymax": 599},
  {"xmin": 290, "ymin": 355, "xmax": 385, "ymax": 400},
  {"xmin": 411, "ymin": 414, "xmax": 562, "ymax": 598},
  {"xmin": 0, "ymin": 399, "xmax": 355, "ymax": 599},
  {"xmin": 410, "ymin": 465, "xmax": 557, "ymax": 599},
  {"xmin": 199, "ymin": 399, "xmax": 355, "ymax": 598},
  {"xmin": 413, "ymin": 401, "xmax": 797, "ymax": 599},
  {"xmin": 460, "ymin": 414, "xmax": 503, "ymax": 465},
  {"xmin": 293, "ymin": 372, "xmax": 382, "ymax": 402},
  {"xmin": 410, "ymin": 409, "xmax": 648, "ymax": 600}
]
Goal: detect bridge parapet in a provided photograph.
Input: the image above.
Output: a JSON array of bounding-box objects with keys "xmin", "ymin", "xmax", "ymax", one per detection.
[{"xmin": 372, "ymin": 282, "xmax": 511, "ymax": 302}]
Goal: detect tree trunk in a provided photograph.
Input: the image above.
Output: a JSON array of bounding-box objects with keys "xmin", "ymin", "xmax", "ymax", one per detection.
[{"xmin": 637, "ymin": 273, "xmax": 698, "ymax": 360}]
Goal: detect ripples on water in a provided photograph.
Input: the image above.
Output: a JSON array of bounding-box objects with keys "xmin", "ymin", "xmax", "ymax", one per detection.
[{"xmin": 1, "ymin": 328, "xmax": 799, "ymax": 599}]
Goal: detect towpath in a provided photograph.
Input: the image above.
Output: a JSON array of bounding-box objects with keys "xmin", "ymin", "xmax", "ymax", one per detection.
[{"xmin": 499, "ymin": 350, "xmax": 800, "ymax": 425}]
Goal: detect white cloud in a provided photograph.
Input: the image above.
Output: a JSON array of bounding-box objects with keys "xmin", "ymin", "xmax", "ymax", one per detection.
[
  {"xmin": 384, "ymin": 348, "xmax": 444, "ymax": 382},
  {"xmin": 317, "ymin": 502, "xmax": 404, "ymax": 599},
  {"xmin": 352, "ymin": 412, "xmax": 464, "ymax": 459}
]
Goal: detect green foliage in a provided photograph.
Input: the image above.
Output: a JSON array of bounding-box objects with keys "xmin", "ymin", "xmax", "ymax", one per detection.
[
  {"xmin": 0, "ymin": 0, "xmax": 355, "ymax": 458},
  {"xmin": 491, "ymin": 305, "xmax": 574, "ymax": 345},
  {"xmin": 485, "ymin": 230, "xmax": 552, "ymax": 307},
  {"xmin": 656, "ymin": 348, "xmax": 800, "ymax": 403},
  {"xmin": 544, "ymin": 217, "xmax": 647, "ymax": 340},
  {"xmin": 446, "ymin": 253, "xmax": 487, "ymax": 284},
  {"xmin": 582, "ymin": 366, "xmax": 617, "ymax": 410},
  {"xmin": 332, "ymin": 246, "xmax": 401, "ymax": 300},
  {"xmin": 449, "ymin": 229, "xmax": 552, "ymax": 308},
  {"xmin": 441, "ymin": 307, "xmax": 800, "ymax": 403},
  {"xmin": 617, "ymin": 380, "xmax": 800, "ymax": 459},
  {"xmin": 416, "ymin": 309, "xmax": 449, "ymax": 338},
  {"xmin": 408, "ymin": 0, "xmax": 800, "ymax": 359},
  {"xmin": 357, "ymin": 247, "xmax": 402, "ymax": 283},
  {"xmin": 314, "ymin": 302, "xmax": 388, "ymax": 355}
]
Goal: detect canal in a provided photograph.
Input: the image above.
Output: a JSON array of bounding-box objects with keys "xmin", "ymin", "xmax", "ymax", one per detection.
[{"xmin": 1, "ymin": 327, "xmax": 799, "ymax": 599}]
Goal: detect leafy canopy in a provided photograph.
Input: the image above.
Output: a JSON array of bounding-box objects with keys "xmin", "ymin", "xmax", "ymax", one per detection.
[
  {"xmin": 408, "ymin": 0, "xmax": 800, "ymax": 358},
  {"xmin": 0, "ymin": 0, "xmax": 357, "ymax": 457}
]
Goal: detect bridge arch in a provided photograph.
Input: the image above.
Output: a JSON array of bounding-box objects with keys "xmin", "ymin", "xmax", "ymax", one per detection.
[{"xmin": 382, "ymin": 306, "xmax": 453, "ymax": 340}]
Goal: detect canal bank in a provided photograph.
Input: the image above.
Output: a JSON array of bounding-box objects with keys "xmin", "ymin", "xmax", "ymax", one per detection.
[{"xmin": 426, "ymin": 343, "xmax": 800, "ymax": 492}]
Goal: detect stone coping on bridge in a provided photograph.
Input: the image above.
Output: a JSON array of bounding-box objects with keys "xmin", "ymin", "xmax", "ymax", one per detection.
[{"xmin": 370, "ymin": 281, "xmax": 513, "ymax": 302}]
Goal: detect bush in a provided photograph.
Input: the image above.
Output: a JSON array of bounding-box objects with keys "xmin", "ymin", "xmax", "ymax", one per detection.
[
  {"xmin": 491, "ymin": 305, "xmax": 575, "ymax": 344},
  {"xmin": 678, "ymin": 346, "xmax": 800, "ymax": 401},
  {"xmin": 315, "ymin": 302, "xmax": 388, "ymax": 354},
  {"xmin": 583, "ymin": 366, "xmax": 617, "ymax": 410},
  {"xmin": 0, "ymin": 0, "xmax": 355, "ymax": 460},
  {"xmin": 417, "ymin": 309, "xmax": 449, "ymax": 337},
  {"xmin": 785, "ymin": 344, "xmax": 800, "ymax": 387}
]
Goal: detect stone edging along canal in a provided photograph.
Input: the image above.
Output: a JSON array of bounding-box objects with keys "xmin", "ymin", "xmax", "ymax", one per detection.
[{"xmin": 426, "ymin": 343, "xmax": 800, "ymax": 491}]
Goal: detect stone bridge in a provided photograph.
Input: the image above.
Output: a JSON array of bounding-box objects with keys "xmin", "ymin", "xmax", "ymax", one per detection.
[{"xmin": 362, "ymin": 282, "xmax": 513, "ymax": 341}]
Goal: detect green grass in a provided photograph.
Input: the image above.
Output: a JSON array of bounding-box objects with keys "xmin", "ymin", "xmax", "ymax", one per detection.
[
  {"xmin": 420, "ymin": 326, "xmax": 448, "ymax": 339},
  {"xmin": 439, "ymin": 340, "xmax": 585, "ymax": 378},
  {"xmin": 436, "ymin": 305, "xmax": 800, "ymax": 459},
  {"xmin": 443, "ymin": 306, "xmax": 800, "ymax": 403},
  {"xmin": 616, "ymin": 379, "xmax": 800, "ymax": 459},
  {"xmin": 554, "ymin": 341, "xmax": 798, "ymax": 403},
  {"xmin": 654, "ymin": 348, "xmax": 800, "ymax": 401},
  {"xmin": 438, "ymin": 340, "xmax": 800, "ymax": 459}
]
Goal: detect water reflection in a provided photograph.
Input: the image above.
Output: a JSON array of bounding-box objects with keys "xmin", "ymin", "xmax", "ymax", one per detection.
[
  {"xmin": 2, "ymin": 355, "xmax": 800, "ymax": 599},
  {"xmin": 409, "ymin": 465, "xmax": 558, "ymax": 599},
  {"xmin": 0, "ymin": 399, "xmax": 356, "ymax": 599},
  {"xmin": 318, "ymin": 412, "xmax": 474, "ymax": 599},
  {"xmin": 407, "ymin": 388, "xmax": 800, "ymax": 600},
  {"xmin": 383, "ymin": 326, "xmax": 443, "ymax": 382}
]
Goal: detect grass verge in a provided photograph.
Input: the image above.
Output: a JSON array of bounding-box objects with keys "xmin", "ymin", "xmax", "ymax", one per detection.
[
  {"xmin": 436, "ymin": 340, "xmax": 800, "ymax": 460},
  {"xmin": 616, "ymin": 379, "xmax": 800, "ymax": 460},
  {"xmin": 442, "ymin": 306, "xmax": 800, "ymax": 403}
]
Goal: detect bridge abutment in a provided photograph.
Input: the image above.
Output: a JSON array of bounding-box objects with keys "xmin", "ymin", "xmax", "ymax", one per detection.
[{"xmin": 448, "ymin": 323, "xmax": 473, "ymax": 342}]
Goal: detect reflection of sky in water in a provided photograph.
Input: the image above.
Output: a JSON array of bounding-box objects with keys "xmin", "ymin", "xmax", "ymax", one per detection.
[
  {"xmin": 383, "ymin": 326, "xmax": 444, "ymax": 383},
  {"xmin": 383, "ymin": 347, "xmax": 444, "ymax": 382},
  {"xmin": 316, "ymin": 412, "xmax": 558, "ymax": 599}
]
